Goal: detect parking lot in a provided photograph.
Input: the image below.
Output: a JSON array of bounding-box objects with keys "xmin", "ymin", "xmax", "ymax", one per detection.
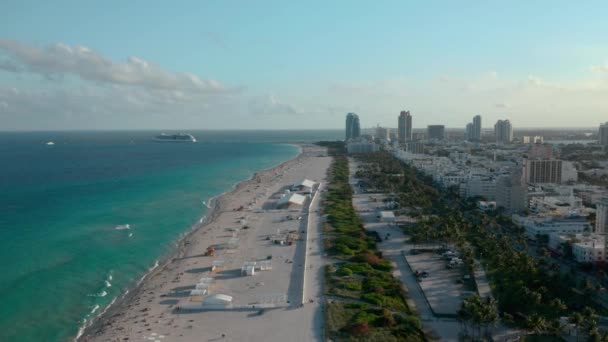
[{"xmin": 404, "ymin": 251, "xmax": 471, "ymax": 316}]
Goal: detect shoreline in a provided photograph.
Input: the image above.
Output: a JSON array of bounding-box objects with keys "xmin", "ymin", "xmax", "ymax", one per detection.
[{"xmin": 76, "ymin": 143, "xmax": 303, "ymax": 341}]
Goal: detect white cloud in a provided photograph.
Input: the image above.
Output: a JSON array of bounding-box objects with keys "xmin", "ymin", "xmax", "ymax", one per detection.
[
  {"xmin": 248, "ymin": 94, "xmax": 298, "ymax": 116},
  {"xmin": 591, "ymin": 62, "xmax": 608, "ymax": 73},
  {"xmin": 0, "ymin": 39, "xmax": 234, "ymax": 93}
]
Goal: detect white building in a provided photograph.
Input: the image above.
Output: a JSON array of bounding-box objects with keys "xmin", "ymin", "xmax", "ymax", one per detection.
[
  {"xmin": 515, "ymin": 214, "xmax": 592, "ymax": 238},
  {"xmin": 573, "ymin": 236, "xmax": 606, "ymax": 263},
  {"xmin": 461, "ymin": 175, "xmax": 496, "ymax": 200},
  {"xmin": 551, "ymin": 234, "xmax": 607, "ymax": 263},
  {"xmin": 347, "ymin": 141, "xmax": 380, "ymax": 154}
]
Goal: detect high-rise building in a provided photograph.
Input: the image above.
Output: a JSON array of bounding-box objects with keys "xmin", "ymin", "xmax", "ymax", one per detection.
[
  {"xmin": 494, "ymin": 119, "xmax": 513, "ymax": 144},
  {"xmin": 599, "ymin": 122, "xmax": 608, "ymax": 147},
  {"xmin": 427, "ymin": 125, "xmax": 445, "ymax": 141},
  {"xmin": 496, "ymin": 170, "xmax": 527, "ymax": 213},
  {"xmin": 523, "ymin": 159, "xmax": 563, "ymax": 184},
  {"xmin": 595, "ymin": 197, "xmax": 608, "ymax": 234},
  {"xmin": 472, "ymin": 115, "xmax": 482, "ymax": 141},
  {"xmin": 465, "ymin": 115, "xmax": 482, "ymax": 141},
  {"xmin": 465, "ymin": 123, "xmax": 473, "ymax": 141},
  {"xmin": 345, "ymin": 113, "xmax": 361, "ymax": 140},
  {"xmin": 398, "ymin": 111, "xmax": 412, "ymax": 143}
]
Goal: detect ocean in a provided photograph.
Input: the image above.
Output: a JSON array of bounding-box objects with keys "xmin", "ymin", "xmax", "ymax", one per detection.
[{"xmin": 0, "ymin": 130, "xmax": 341, "ymax": 341}]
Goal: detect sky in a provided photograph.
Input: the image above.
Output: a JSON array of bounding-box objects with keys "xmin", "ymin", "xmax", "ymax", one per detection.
[{"xmin": 1, "ymin": 1, "xmax": 607, "ymax": 130}]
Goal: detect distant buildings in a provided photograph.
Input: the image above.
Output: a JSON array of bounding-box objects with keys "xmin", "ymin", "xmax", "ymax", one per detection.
[
  {"xmin": 465, "ymin": 115, "xmax": 482, "ymax": 141},
  {"xmin": 398, "ymin": 111, "xmax": 413, "ymax": 143},
  {"xmin": 427, "ymin": 125, "xmax": 445, "ymax": 141},
  {"xmin": 523, "ymin": 136, "xmax": 544, "ymax": 144},
  {"xmin": 496, "ymin": 170, "xmax": 527, "ymax": 213},
  {"xmin": 375, "ymin": 125, "xmax": 390, "ymax": 141},
  {"xmin": 345, "ymin": 113, "xmax": 361, "ymax": 140},
  {"xmin": 405, "ymin": 140, "xmax": 425, "ymax": 154},
  {"xmin": 346, "ymin": 141, "xmax": 380, "ymax": 154},
  {"xmin": 527, "ymin": 144, "xmax": 553, "ymax": 159},
  {"xmin": 599, "ymin": 122, "xmax": 608, "ymax": 147},
  {"xmin": 494, "ymin": 119, "xmax": 513, "ymax": 144}
]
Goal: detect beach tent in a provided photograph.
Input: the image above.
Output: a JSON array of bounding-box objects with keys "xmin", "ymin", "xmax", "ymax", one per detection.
[
  {"xmin": 212, "ymin": 260, "xmax": 225, "ymax": 272},
  {"xmin": 196, "ymin": 283, "xmax": 210, "ymax": 290},
  {"xmin": 202, "ymin": 294, "xmax": 233, "ymax": 308},
  {"xmin": 241, "ymin": 261, "xmax": 257, "ymax": 276},
  {"xmin": 276, "ymin": 193, "xmax": 307, "ymax": 209},
  {"xmin": 199, "ymin": 277, "xmax": 214, "ymax": 284},
  {"xmin": 259, "ymin": 260, "xmax": 272, "ymax": 271},
  {"xmin": 291, "ymin": 179, "xmax": 316, "ymax": 192},
  {"xmin": 244, "ymin": 265, "xmax": 255, "ymax": 276}
]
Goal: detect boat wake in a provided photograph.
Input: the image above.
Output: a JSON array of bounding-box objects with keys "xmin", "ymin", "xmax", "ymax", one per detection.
[
  {"xmin": 115, "ymin": 224, "xmax": 130, "ymax": 230},
  {"xmin": 88, "ymin": 290, "xmax": 108, "ymax": 298}
]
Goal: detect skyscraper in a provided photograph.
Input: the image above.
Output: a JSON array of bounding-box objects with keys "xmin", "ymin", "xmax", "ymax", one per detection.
[
  {"xmin": 494, "ymin": 119, "xmax": 513, "ymax": 144},
  {"xmin": 345, "ymin": 113, "xmax": 361, "ymax": 140},
  {"xmin": 465, "ymin": 115, "xmax": 482, "ymax": 141},
  {"xmin": 427, "ymin": 125, "xmax": 445, "ymax": 141},
  {"xmin": 465, "ymin": 123, "xmax": 473, "ymax": 141},
  {"xmin": 599, "ymin": 122, "xmax": 608, "ymax": 147},
  {"xmin": 472, "ymin": 115, "xmax": 482, "ymax": 141},
  {"xmin": 398, "ymin": 110, "xmax": 412, "ymax": 143}
]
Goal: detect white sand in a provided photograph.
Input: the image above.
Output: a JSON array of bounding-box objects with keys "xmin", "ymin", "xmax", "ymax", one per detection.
[{"xmin": 80, "ymin": 144, "xmax": 331, "ymax": 342}]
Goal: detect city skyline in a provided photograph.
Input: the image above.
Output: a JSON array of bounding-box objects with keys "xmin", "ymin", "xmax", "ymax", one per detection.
[{"xmin": 2, "ymin": 1, "xmax": 608, "ymax": 130}]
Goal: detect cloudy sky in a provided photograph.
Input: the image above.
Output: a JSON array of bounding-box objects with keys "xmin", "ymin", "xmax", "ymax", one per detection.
[{"xmin": 1, "ymin": 1, "xmax": 608, "ymax": 130}]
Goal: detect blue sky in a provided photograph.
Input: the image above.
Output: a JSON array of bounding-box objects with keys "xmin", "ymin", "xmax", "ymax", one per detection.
[{"xmin": 1, "ymin": 1, "xmax": 608, "ymax": 129}]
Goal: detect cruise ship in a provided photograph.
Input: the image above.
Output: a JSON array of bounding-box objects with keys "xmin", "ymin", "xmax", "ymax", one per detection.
[{"xmin": 154, "ymin": 133, "xmax": 197, "ymax": 143}]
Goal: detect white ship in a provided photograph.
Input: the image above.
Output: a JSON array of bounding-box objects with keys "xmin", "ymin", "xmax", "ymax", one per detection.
[{"xmin": 154, "ymin": 133, "xmax": 197, "ymax": 143}]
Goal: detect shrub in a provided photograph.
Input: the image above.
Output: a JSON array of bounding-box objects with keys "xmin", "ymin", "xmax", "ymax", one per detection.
[
  {"xmin": 349, "ymin": 321, "xmax": 370, "ymax": 336},
  {"xmin": 336, "ymin": 266, "xmax": 353, "ymax": 276}
]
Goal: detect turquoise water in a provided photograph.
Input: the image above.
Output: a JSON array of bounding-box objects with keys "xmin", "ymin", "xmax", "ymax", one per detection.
[{"xmin": 0, "ymin": 130, "xmax": 339, "ymax": 341}]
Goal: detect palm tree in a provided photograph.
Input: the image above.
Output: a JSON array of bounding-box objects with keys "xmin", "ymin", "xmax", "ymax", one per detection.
[
  {"xmin": 546, "ymin": 317, "xmax": 565, "ymax": 341},
  {"xmin": 525, "ymin": 314, "xmax": 548, "ymax": 336},
  {"xmin": 569, "ymin": 312, "xmax": 584, "ymax": 342}
]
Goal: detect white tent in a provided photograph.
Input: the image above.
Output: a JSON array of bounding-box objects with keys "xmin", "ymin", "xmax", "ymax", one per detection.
[
  {"xmin": 212, "ymin": 260, "xmax": 225, "ymax": 272},
  {"xmin": 292, "ymin": 179, "xmax": 316, "ymax": 192},
  {"xmin": 202, "ymin": 294, "xmax": 233, "ymax": 308},
  {"xmin": 277, "ymin": 193, "xmax": 307, "ymax": 209},
  {"xmin": 199, "ymin": 277, "xmax": 214, "ymax": 284},
  {"xmin": 190, "ymin": 289, "xmax": 207, "ymax": 296},
  {"xmin": 259, "ymin": 260, "xmax": 272, "ymax": 271},
  {"xmin": 196, "ymin": 283, "xmax": 210, "ymax": 290}
]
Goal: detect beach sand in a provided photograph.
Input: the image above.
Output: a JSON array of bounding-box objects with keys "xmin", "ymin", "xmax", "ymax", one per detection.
[{"xmin": 79, "ymin": 144, "xmax": 331, "ymax": 342}]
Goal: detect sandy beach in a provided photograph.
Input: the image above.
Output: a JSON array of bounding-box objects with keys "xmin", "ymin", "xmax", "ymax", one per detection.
[{"xmin": 79, "ymin": 144, "xmax": 331, "ymax": 342}]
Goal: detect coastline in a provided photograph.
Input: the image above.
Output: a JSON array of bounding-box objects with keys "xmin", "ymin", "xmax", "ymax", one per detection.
[{"xmin": 76, "ymin": 143, "xmax": 303, "ymax": 341}]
